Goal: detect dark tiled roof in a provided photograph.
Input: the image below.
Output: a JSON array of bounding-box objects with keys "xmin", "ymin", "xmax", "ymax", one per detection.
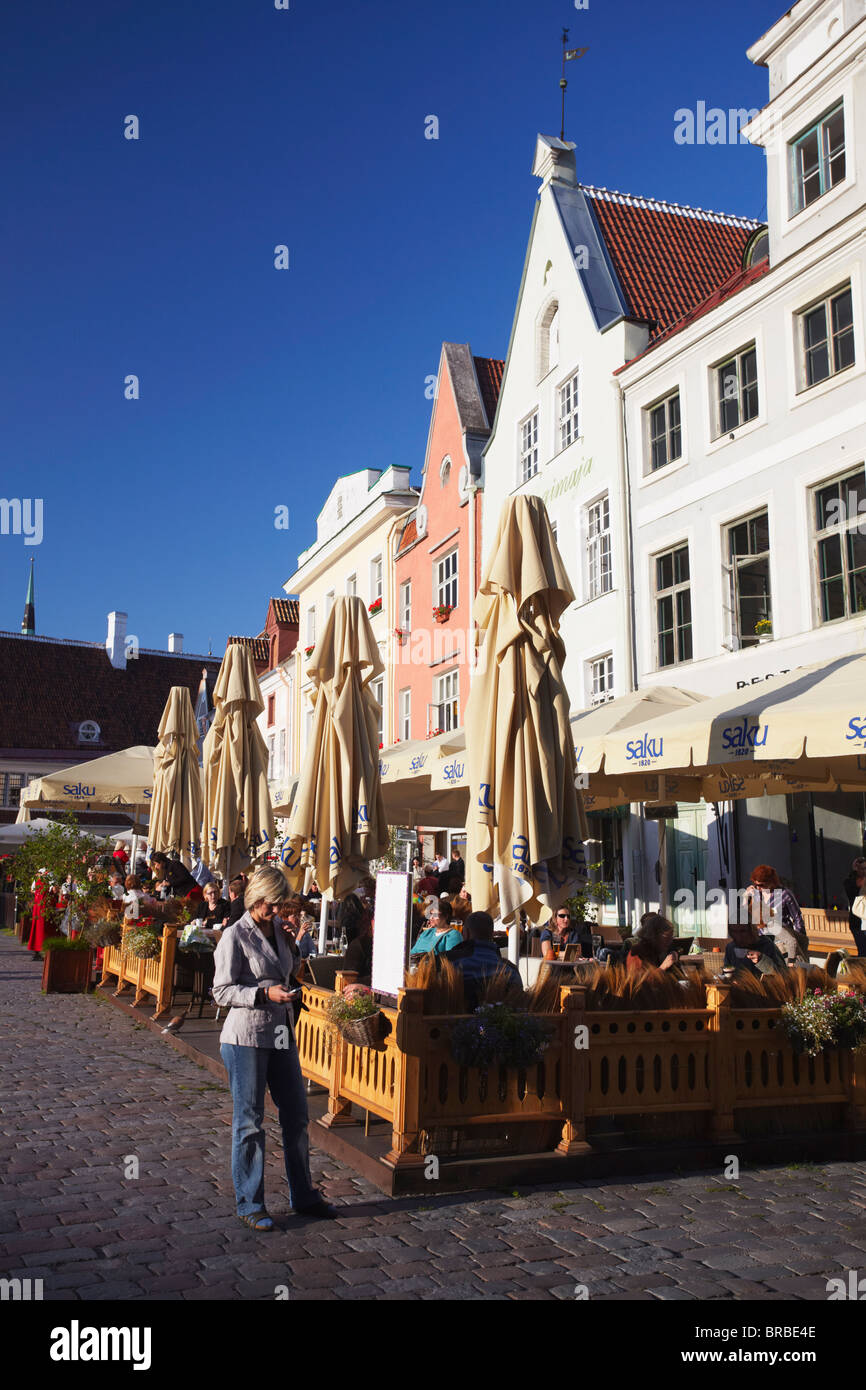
[
  {"xmin": 227, "ymin": 635, "xmax": 270, "ymax": 663},
  {"xmin": 584, "ymin": 186, "xmax": 759, "ymax": 342},
  {"xmin": 619, "ymin": 258, "xmax": 772, "ymax": 370},
  {"xmin": 396, "ymin": 517, "xmax": 418, "ymax": 558},
  {"xmin": 270, "ymin": 597, "xmax": 299, "ymax": 625},
  {"xmin": 0, "ymin": 634, "xmax": 221, "ymax": 755},
  {"xmin": 473, "ymin": 356, "xmax": 505, "ymax": 428}
]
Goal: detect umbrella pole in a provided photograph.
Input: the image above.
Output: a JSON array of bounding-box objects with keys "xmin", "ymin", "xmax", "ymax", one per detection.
[
  {"xmin": 318, "ymin": 892, "xmax": 330, "ymax": 955},
  {"xmin": 507, "ymin": 920, "xmax": 519, "ymax": 967}
]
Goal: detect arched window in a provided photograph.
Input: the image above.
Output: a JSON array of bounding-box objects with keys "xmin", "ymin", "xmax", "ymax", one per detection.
[
  {"xmin": 78, "ymin": 720, "xmax": 100, "ymax": 745},
  {"xmin": 439, "ymin": 456, "xmax": 452, "ymax": 487},
  {"xmin": 538, "ymin": 300, "xmax": 560, "ymax": 379}
]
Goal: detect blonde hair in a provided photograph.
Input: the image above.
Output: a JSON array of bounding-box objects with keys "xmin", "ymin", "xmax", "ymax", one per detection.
[{"xmin": 244, "ymin": 865, "xmax": 289, "ymax": 910}]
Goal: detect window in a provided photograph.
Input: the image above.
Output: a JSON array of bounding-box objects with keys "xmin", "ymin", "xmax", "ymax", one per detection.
[
  {"xmin": 370, "ymin": 556, "xmax": 383, "ymax": 604},
  {"xmin": 325, "ymin": 589, "xmax": 335, "ymax": 618},
  {"xmin": 559, "ymin": 371, "xmax": 580, "ymax": 450},
  {"xmin": 813, "ymin": 469, "xmax": 866, "ymax": 622},
  {"xmin": 372, "ymin": 678, "xmax": 384, "ymax": 744},
  {"xmin": 399, "ymin": 688, "xmax": 411, "ymax": 741},
  {"xmin": 267, "ymin": 734, "xmax": 275, "ymax": 780},
  {"xmin": 538, "ymin": 301, "xmax": 559, "ymax": 378},
  {"xmin": 586, "ymin": 496, "xmax": 612, "ymax": 599},
  {"xmin": 714, "ymin": 345, "xmax": 758, "ymax": 436},
  {"xmin": 435, "ymin": 549, "xmax": 458, "ymax": 610},
  {"xmin": 277, "ymin": 729, "xmax": 286, "ymax": 780},
  {"xmin": 434, "ymin": 669, "xmax": 459, "ymax": 734},
  {"xmin": 723, "ymin": 511, "xmax": 772, "ymax": 647},
  {"xmin": 519, "ymin": 411, "xmax": 539, "ymax": 482},
  {"xmin": 800, "ymin": 285, "xmax": 855, "ymax": 389},
  {"xmin": 0, "ymin": 773, "xmax": 26, "ymax": 808},
  {"xmin": 267, "ymin": 694, "xmax": 275, "ymax": 727},
  {"xmin": 346, "ymin": 574, "xmax": 357, "ymax": 597},
  {"xmin": 399, "ymin": 579, "xmax": 412, "ymax": 630},
  {"xmin": 647, "ymin": 392, "xmax": 682, "ymax": 472},
  {"xmin": 791, "ymin": 102, "xmax": 845, "ymax": 214},
  {"xmin": 588, "ymin": 655, "xmax": 614, "ymax": 706},
  {"xmin": 655, "ymin": 544, "xmax": 693, "ymax": 667},
  {"xmin": 306, "ymin": 606, "xmax": 316, "ymax": 646},
  {"xmin": 440, "ymin": 456, "xmax": 451, "ymax": 487}
]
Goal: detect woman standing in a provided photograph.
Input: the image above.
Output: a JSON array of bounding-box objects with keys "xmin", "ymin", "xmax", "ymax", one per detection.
[{"xmin": 213, "ymin": 865, "xmax": 335, "ymax": 1231}]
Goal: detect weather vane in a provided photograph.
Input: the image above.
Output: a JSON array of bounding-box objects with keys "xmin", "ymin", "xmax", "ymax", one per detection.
[{"xmin": 560, "ymin": 29, "xmax": 588, "ymax": 142}]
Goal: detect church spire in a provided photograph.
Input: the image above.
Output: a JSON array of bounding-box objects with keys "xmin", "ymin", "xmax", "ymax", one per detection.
[{"xmin": 21, "ymin": 558, "xmax": 35, "ymax": 636}]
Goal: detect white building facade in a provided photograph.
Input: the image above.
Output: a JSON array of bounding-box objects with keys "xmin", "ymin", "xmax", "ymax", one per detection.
[{"xmin": 619, "ymin": 0, "xmax": 866, "ymax": 925}]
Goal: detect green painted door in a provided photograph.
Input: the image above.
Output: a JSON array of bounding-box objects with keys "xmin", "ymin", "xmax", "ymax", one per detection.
[{"xmin": 668, "ymin": 803, "xmax": 708, "ymax": 933}]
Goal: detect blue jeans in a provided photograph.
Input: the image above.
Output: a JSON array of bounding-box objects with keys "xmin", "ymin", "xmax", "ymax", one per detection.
[{"xmin": 220, "ymin": 1040, "xmax": 318, "ymax": 1216}]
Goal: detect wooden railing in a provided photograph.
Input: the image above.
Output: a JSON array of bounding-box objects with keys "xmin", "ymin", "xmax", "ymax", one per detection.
[
  {"xmin": 100, "ymin": 924, "xmax": 177, "ymax": 1019},
  {"xmin": 299, "ymin": 976, "xmax": 866, "ymax": 1170}
]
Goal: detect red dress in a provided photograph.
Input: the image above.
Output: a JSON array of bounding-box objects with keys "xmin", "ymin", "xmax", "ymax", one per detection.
[{"xmin": 27, "ymin": 878, "xmax": 49, "ymax": 953}]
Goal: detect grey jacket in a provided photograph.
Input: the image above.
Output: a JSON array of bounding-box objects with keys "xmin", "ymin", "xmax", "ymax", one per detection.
[{"xmin": 213, "ymin": 911, "xmax": 300, "ymax": 1048}]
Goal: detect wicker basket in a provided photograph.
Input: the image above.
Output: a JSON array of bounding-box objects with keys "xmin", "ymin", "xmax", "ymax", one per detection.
[{"xmin": 339, "ymin": 1011, "xmax": 383, "ymax": 1047}]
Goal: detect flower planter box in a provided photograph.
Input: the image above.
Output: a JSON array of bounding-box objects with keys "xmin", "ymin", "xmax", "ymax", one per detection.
[
  {"xmin": 433, "ymin": 610, "xmax": 452, "ymax": 624},
  {"xmin": 42, "ymin": 947, "xmax": 93, "ymax": 994}
]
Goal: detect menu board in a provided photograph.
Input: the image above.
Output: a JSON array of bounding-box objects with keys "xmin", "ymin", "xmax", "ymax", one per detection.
[{"xmin": 371, "ymin": 870, "xmax": 412, "ymax": 998}]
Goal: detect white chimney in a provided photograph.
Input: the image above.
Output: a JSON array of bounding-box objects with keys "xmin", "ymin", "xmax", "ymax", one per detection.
[
  {"xmin": 168, "ymin": 633, "xmax": 183, "ymax": 653},
  {"xmin": 106, "ymin": 611, "xmax": 128, "ymax": 670}
]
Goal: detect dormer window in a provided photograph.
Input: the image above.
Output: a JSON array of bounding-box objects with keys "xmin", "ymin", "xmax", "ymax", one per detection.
[
  {"xmin": 78, "ymin": 720, "xmax": 100, "ymax": 745},
  {"xmin": 790, "ymin": 102, "xmax": 845, "ymax": 216}
]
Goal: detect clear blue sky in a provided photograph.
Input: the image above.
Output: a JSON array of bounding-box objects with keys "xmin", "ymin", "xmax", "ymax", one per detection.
[{"xmin": 2, "ymin": 0, "xmax": 783, "ymax": 656}]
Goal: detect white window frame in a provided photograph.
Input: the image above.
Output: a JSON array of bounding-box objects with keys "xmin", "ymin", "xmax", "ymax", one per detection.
[
  {"xmin": 811, "ymin": 466, "xmax": 866, "ymax": 625},
  {"xmin": 712, "ymin": 342, "xmax": 759, "ymax": 439},
  {"xmin": 585, "ymin": 494, "xmax": 613, "ymax": 601},
  {"xmin": 346, "ymin": 573, "xmax": 357, "ymax": 597},
  {"xmin": 306, "ymin": 606, "xmax": 316, "ymax": 646},
  {"xmin": 558, "ymin": 369, "xmax": 580, "ymax": 451},
  {"xmin": 518, "ymin": 410, "xmax": 539, "ymax": 484},
  {"xmin": 399, "ymin": 579, "xmax": 412, "ymax": 630},
  {"xmin": 654, "ymin": 542, "xmax": 693, "ymax": 668},
  {"xmin": 435, "ymin": 548, "xmax": 458, "ymax": 610},
  {"xmin": 399, "ymin": 688, "xmax": 411, "ymax": 741},
  {"xmin": 722, "ymin": 509, "xmax": 772, "ymax": 649},
  {"xmin": 797, "ymin": 283, "xmax": 855, "ymax": 393},
  {"xmin": 789, "ymin": 101, "xmax": 846, "ymax": 217},
  {"xmin": 370, "ymin": 556, "xmax": 383, "ymax": 604},
  {"xmin": 325, "ymin": 589, "xmax": 335, "ymax": 618},
  {"xmin": 433, "ymin": 668, "xmax": 459, "ymax": 734},
  {"xmin": 646, "ymin": 390, "xmax": 682, "ymax": 473},
  {"xmin": 587, "ymin": 655, "xmax": 614, "ymax": 707},
  {"xmin": 277, "ymin": 728, "xmax": 286, "ymax": 780}
]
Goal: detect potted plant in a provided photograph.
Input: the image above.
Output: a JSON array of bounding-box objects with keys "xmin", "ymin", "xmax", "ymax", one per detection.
[
  {"xmin": 368, "ymin": 598, "xmax": 383, "ymax": 617},
  {"xmin": 304, "ymin": 645, "xmax": 315, "ymax": 658},
  {"xmin": 325, "ymin": 983, "xmax": 383, "ymax": 1046},
  {"xmin": 433, "ymin": 604, "xmax": 453, "ymax": 624},
  {"xmin": 780, "ymin": 988, "xmax": 866, "ymax": 1056},
  {"xmin": 394, "ymin": 627, "xmax": 407, "ymax": 644},
  {"xmin": 449, "ymin": 1002, "xmax": 552, "ymax": 1068},
  {"xmin": 126, "ymin": 921, "xmax": 163, "ymax": 960},
  {"xmin": 755, "ymin": 618, "xmax": 772, "ymax": 642},
  {"xmin": 41, "ymin": 935, "xmax": 93, "ymax": 994}
]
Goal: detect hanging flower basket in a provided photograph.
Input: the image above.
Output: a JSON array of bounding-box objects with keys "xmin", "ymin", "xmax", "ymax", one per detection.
[
  {"xmin": 780, "ymin": 989, "xmax": 866, "ymax": 1056},
  {"xmin": 126, "ymin": 923, "xmax": 162, "ymax": 960},
  {"xmin": 394, "ymin": 627, "xmax": 407, "ymax": 643},
  {"xmin": 368, "ymin": 598, "xmax": 383, "ymax": 617},
  {"xmin": 325, "ymin": 984, "xmax": 384, "ymax": 1046},
  {"xmin": 433, "ymin": 604, "xmax": 453, "ymax": 623}
]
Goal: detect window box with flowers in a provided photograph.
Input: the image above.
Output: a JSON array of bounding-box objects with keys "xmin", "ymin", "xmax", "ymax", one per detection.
[
  {"xmin": 755, "ymin": 619, "xmax": 772, "ymax": 643},
  {"xmin": 304, "ymin": 645, "xmax": 315, "ymax": 658},
  {"xmin": 433, "ymin": 604, "xmax": 453, "ymax": 624},
  {"xmin": 394, "ymin": 627, "xmax": 408, "ymax": 644},
  {"xmin": 368, "ymin": 598, "xmax": 383, "ymax": 617}
]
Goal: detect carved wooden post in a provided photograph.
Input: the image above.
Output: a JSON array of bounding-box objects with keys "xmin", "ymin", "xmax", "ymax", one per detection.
[
  {"xmin": 707, "ymin": 980, "xmax": 740, "ymax": 1143},
  {"xmin": 153, "ymin": 926, "xmax": 178, "ymax": 1020},
  {"xmin": 383, "ymin": 988, "xmax": 427, "ymax": 1170},
  {"xmin": 113, "ymin": 925, "xmax": 133, "ymax": 996},
  {"xmin": 556, "ymin": 983, "xmax": 592, "ymax": 1157},
  {"xmin": 319, "ymin": 971, "xmax": 359, "ymax": 1129}
]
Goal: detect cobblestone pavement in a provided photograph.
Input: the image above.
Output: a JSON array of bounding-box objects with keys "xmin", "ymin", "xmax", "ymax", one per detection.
[{"xmin": 3, "ymin": 934, "xmax": 866, "ymax": 1301}]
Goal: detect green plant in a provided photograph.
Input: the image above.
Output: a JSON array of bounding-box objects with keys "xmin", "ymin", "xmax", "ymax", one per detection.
[
  {"xmin": 325, "ymin": 985, "xmax": 379, "ymax": 1028},
  {"xmin": 450, "ymin": 1002, "xmax": 552, "ymax": 1068},
  {"xmin": 755, "ymin": 618, "xmax": 772, "ymax": 635},
  {"xmin": 564, "ymin": 860, "xmax": 612, "ymax": 925},
  {"xmin": 82, "ymin": 919, "xmax": 122, "ymax": 949},
  {"xmin": 126, "ymin": 924, "xmax": 162, "ymax": 960},
  {"xmin": 41, "ymin": 935, "xmax": 91, "ymax": 953},
  {"xmin": 780, "ymin": 988, "xmax": 866, "ymax": 1056}
]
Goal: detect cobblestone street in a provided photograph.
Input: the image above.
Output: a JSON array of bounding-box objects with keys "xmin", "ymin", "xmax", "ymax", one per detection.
[{"xmin": 3, "ymin": 934, "xmax": 866, "ymax": 1302}]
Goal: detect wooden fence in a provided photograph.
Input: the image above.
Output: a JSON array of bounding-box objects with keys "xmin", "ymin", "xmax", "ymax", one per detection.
[
  {"xmin": 100, "ymin": 924, "xmax": 177, "ymax": 1019},
  {"xmin": 298, "ymin": 978, "xmax": 866, "ymax": 1172}
]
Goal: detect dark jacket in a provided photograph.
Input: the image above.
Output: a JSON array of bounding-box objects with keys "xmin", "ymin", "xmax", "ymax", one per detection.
[
  {"xmin": 342, "ymin": 934, "xmax": 373, "ymax": 985},
  {"xmin": 445, "ymin": 938, "xmax": 522, "ymax": 1011},
  {"xmin": 226, "ymin": 896, "xmax": 246, "ymax": 925},
  {"xmin": 724, "ymin": 934, "xmax": 787, "ymax": 977}
]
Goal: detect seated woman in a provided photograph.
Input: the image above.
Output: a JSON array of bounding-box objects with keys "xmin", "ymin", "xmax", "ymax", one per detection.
[
  {"xmin": 626, "ymin": 913, "xmax": 680, "ymax": 974},
  {"xmin": 342, "ymin": 915, "xmax": 373, "ymax": 985},
  {"xmin": 409, "ymin": 900, "xmax": 463, "ymax": 959},
  {"xmin": 724, "ymin": 921, "xmax": 787, "ymax": 977},
  {"xmin": 200, "ymin": 880, "xmax": 230, "ymax": 929}
]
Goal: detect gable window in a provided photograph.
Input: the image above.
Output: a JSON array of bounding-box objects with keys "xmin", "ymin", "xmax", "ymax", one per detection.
[
  {"xmin": 399, "ymin": 688, "xmax": 411, "ymax": 741},
  {"xmin": 77, "ymin": 719, "xmax": 101, "ymax": 745},
  {"xmin": 790, "ymin": 102, "xmax": 845, "ymax": 215},
  {"xmin": 647, "ymin": 391, "xmax": 682, "ymax": 472},
  {"xmin": 799, "ymin": 285, "xmax": 855, "ymax": 390},
  {"xmin": 588, "ymin": 655, "xmax": 614, "ymax": 707},
  {"xmin": 714, "ymin": 344, "xmax": 758, "ymax": 436},
  {"xmin": 435, "ymin": 549, "xmax": 458, "ymax": 610},
  {"xmin": 586, "ymin": 495, "xmax": 612, "ymax": 600},
  {"xmin": 399, "ymin": 579, "xmax": 412, "ymax": 630},
  {"xmin": 433, "ymin": 669, "xmax": 459, "ymax": 734},
  {"xmin": 813, "ymin": 468, "xmax": 866, "ymax": 622},
  {"xmin": 538, "ymin": 301, "xmax": 560, "ymax": 379},
  {"xmin": 519, "ymin": 411, "xmax": 539, "ymax": 483},
  {"xmin": 267, "ymin": 694, "xmax": 276, "ymax": 727},
  {"xmin": 440, "ymin": 456, "xmax": 452, "ymax": 487},
  {"xmin": 723, "ymin": 510, "xmax": 771, "ymax": 648},
  {"xmin": 559, "ymin": 371, "xmax": 580, "ymax": 450},
  {"xmin": 655, "ymin": 544, "xmax": 692, "ymax": 667}
]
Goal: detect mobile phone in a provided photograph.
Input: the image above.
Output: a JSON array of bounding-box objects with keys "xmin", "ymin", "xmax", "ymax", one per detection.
[{"xmin": 285, "ymin": 987, "xmax": 303, "ymax": 999}]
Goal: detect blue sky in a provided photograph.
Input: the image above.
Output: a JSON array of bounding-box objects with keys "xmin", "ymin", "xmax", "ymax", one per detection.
[{"xmin": 1, "ymin": 0, "xmax": 784, "ymax": 656}]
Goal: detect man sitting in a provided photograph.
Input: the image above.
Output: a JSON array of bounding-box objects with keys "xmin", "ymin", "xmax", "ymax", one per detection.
[
  {"xmin": 225, "ymin": 875, "xmax": 247, "ymax": 925},
  {"xmin": 445, "ymin": 911, "xmax": 523, "ymax": 1011},
  {"xmin": 724, "ymin": 921, "xmax": 787, "ymax": 977}
]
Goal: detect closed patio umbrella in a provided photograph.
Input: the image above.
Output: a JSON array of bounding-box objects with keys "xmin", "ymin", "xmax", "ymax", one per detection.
[
  {"xmin": 201, "ymin": 643, "xmax": 274, "ymax": 881},
  {"xmin": 149, "ymin": 687, "xmax": 203, "ymax": 869},
  {"xmin": 282, "ymin": 596, "xmax": 388, "ymax": 904},
  {"xmin": 465, "ymin": 493, "xmax": 588, "ymax": 927}
]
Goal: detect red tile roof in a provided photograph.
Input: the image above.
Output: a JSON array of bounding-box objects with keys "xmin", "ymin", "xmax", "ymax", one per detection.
[
  {"xmin": 0, "ymin": 634, "xmax": 221, "ymax": 756},
  {"xmin": 227, "ymin": 635, "xmax": 270, "ymax": 664},
  {"xmin": 585, "ymin": 186, "xmax": 760, "ymax": 342},
  {"xmin": 396, "ymin": 517, "xmax": 418, "ymax": 558},
  {"xmin": 617, "ymin": 257, "xmax": 772, "ymax": 370},
  {"xmin": 270, "ymin": 597, "xmax": 299, "ymax": 625},
  {"xmin": 473, "ymin": 356, "xmax": 505, "ymax": 428}
]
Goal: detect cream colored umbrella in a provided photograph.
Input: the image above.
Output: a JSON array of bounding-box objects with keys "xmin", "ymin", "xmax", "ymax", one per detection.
[
  {"xmin": 465, "ymin": 494, "xmax": 588, "ymax": 926},
  {"xmin": 19, "ymin": 746, "xmax": 155, "ymax": 817},
  {"xmin": 201, "ymin": 643, "xmax": 274, "ymax": 879},
  {"xmin": 149, "ymin": 687, "xmax": 203, "ymax": 869},
  {"xmin": 282, "ymin": 596, "xmax": 388, "ymax": 901}
]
